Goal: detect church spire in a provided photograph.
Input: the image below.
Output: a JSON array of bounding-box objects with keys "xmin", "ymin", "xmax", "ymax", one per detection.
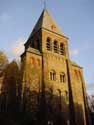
[{"xmin": 28, "ymin": 9, "xmax": 66, "ymax": 39}]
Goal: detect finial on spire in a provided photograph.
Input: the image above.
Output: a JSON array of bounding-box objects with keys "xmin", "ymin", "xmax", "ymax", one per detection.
[{"xmin": 43, "ymin": 0, "xmax": 46, "ymax": 9}]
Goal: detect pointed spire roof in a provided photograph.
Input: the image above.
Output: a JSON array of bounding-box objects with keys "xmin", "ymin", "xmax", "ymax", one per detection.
[{"xmin": 29, "ymin": 9, "xmax": 66, "ymax": 37}]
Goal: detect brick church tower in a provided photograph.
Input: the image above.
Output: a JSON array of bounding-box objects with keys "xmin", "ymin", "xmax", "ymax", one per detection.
[{"xmin": 21, "ymin": 9, "xmax": 90, "ymax": 125}]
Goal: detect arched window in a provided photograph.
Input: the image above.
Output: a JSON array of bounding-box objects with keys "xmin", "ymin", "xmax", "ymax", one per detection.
[
  {"xmin": 46, "ymin": 37, "xmax": 51, "ymax": 51},
  {"xmin": 60, "ymin": 43, "xmax": 65, "ymax": 55},
  {"xmin": 60, "ymin": 72, "xmax": 65, "ymax": 83},
  {"xmin": 36, "ymin": 59, "xmax": 40, "ymax": 66},
  {"xmin": 31, "ymin": 57, "xmax": 35, "ymax": 64},
  {"xmin": 54, "ymin": 40, "xmax": 58, "ymax": 53},
  {"xmin": 50, "ymin": 70, "xmax": 56, "ymax": 81}
]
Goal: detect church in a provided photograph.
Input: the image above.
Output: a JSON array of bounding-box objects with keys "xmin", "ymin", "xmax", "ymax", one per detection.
[{"xmin": 21, "ymin": 9, "xmax": 90, "ymax": 125}]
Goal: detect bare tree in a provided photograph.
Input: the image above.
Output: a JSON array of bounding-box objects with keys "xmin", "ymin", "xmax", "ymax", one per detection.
[
  {"xmin": 0, "ymin": 50, "xmax": 8, "ymax": 73},
  {"xmin": 88, "ymin": 95, "xmax": 94, "ymax": 112}
]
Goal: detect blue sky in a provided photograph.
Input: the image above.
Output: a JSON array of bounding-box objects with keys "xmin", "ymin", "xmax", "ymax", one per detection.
[{"xmin": 0, "ymin": 0, "xmax": 94, "ymax": 95}]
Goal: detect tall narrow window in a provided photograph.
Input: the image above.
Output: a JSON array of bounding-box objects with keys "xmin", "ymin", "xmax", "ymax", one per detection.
[
  {"xmin": 31, "ymin": 57, "xmax": 35, "ymax": 64},
  {"xmin": 54, "ymin": 40, "xmax": 58, "ymax": 53},
  {"xmin": 46, "ymin": 37, "xmax": 51, "ymax": 51},
  {"xmin": 50, "ymin": 70, "xmax": 56, "ymax": 81},
  {"xmin": 60, "ymin": 72, "xmax": 65, "ymax": 83},
  {"xmin": 60, "ymin": 43, "xmax": 65, "ymax": 55}
]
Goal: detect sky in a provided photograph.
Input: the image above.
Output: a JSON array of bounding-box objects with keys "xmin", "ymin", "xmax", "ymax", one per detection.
[{"xmin": 0, "ymin": 0, "xmax": 94, "ymax": 95}]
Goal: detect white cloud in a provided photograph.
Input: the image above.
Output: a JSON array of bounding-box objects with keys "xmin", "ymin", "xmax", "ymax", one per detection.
[
  {"xmin": 70, "ymin": 48, "xmax": 79, "ymax": 56},
  {"xmin": 9, "ymin": 38, "xmax": 25, "ymax": 58}
]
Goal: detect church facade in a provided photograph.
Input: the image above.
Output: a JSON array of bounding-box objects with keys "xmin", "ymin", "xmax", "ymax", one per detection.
[{"xmin": 21, "ymin": 9, "xmax": 90, "ymax": 125}]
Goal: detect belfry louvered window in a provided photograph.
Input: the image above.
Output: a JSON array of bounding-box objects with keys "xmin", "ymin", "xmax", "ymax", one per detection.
[
  {"xmin": 46, "ymin": 37, "xmax": 51, "ymax": 51},
  {"xmin": 54, "ymin": 40, "xmax": 58, "ymax": 53},
  {"xmin": 60, "ymin": 43, "xmax": 65, "ymax": 55}
]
